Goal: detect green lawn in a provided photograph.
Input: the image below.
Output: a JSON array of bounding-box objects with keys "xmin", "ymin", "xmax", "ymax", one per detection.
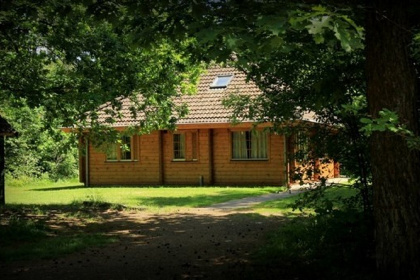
[
  {"xmin": 2, "ymin": 177, "xmax": 363, "ymax": 265},
  {"xmin": 5, "ymin": 177, "xmax": 282, "ymax": 211},
  {"xmin": 246, "ymin": 185, "xmax": 359, "ymax": 215}
]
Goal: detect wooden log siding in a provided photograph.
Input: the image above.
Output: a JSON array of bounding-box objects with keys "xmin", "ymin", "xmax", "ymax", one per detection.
[
  {"xmin": 162, "ymin": 129, "xmax": 210, "ymax": 185},
  {"xmin": 88, "ymin": 133, "xmax": 160, "ymax": 185},
  {"xmin": 87, "ymin": 129, "xmax": 287, "ymax": 186},
  {"xmin": 212, "ymin": 129, "xmax": 285, "ymax": 185}
]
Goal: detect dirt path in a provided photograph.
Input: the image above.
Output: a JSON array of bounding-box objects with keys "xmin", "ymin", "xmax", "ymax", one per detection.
[{"xmin": 2, "ymin": 209, "xmax": 289, "ymax": 280}]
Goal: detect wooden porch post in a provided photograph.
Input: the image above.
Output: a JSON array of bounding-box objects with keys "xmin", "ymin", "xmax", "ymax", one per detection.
[
  {"xmin": 159, "ymin": 130, "xmax": 165, "ymax": 185},
  {"xmin": 209, "ymin": 129, "xmax": 214, "ymax": 185}
]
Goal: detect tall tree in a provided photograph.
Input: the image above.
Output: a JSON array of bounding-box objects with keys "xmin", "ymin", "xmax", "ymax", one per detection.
[
  {"xmin": 0, "ymin": 0, "xmax": 201, "ymax": 133},
  {"xmin": 111, "ymin": 0, "xmax": 420, "ymax": 277},
  {"xmin": 366, "ymin": 0, "xmax": 420, "ymax": 278}
]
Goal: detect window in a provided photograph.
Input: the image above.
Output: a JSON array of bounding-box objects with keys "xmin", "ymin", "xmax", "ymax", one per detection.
[
  {"xmin": 106, "ymin": 135, "xmax": 137, "ymax": 161},
  {"xmin": 106, "ymin": 144, "xmax": 118, "ymax": 160},
  {"xmin": 232, "ymin": 130, "xmax": 268, "ymax": 160},
  {"xmin": 120, "ymin": 136, "xmax": 132, "ymax": 160},
  {"xmin": 173, "ymin": 131, "xmax": 198, "ymax": 161},
  {"xmin": 295, "ymin": 132, "xmax": 309, "ymax": 161},
  {"xmin": 210, "ymin": 75, "xmax": 233, "ymax": 88},
  {"xmin": 173, "ymin": 133, "xmax": 185, "ymax": 160}
]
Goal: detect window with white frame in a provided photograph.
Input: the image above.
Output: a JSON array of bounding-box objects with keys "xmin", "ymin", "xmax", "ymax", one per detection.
[
  {"xmin": 210, "ymin": 75, "xmax": 233, "ymax": 88},
  {"xmin": 231, "ymin": 130, "xmax": 268, "ymax": 160}
]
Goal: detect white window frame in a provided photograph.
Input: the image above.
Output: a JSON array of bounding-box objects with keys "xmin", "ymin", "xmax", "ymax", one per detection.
[{"xmin": 210, "ymin": 75, "xmax": 233, "ymax": 88}]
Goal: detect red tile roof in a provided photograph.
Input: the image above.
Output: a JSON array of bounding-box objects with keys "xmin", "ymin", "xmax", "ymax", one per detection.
[
  {"xmin": 94, "ymin": 67, "xmax": 262, "ymax": 127},
  {"xmin": 92, "ymin": 66, "xmax": 318, "ymax": 128},
  {"xmin": 175, "ymin": 67, "xmax": 261, "ymax": 124}
]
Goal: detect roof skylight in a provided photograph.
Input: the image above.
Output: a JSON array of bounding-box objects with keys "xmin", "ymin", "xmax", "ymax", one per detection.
[{"xmin": 210, "ymin": 75, "xmax": 233, "ymax": 88}]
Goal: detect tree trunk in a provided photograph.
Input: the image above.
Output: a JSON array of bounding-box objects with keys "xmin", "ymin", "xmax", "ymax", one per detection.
[
  {"xmin": 366, "ymin": 1, "xmax": 420, "ymax": 279},
  {"xmin": 0, "ymin": 136, "xmax": 5, "ymax": 205}
]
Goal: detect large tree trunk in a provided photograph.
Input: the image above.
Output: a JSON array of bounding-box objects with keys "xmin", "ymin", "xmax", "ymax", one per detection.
[
  {"xmin": 366, "ymin": 0, "xmax": 420, "ymax": 279},
  {"xmin": 0, "ymin": 136, "xmax": 5, "ymax": 205}
]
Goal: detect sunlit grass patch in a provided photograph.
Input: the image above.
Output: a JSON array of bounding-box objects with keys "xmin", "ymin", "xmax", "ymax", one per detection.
[
  {"xmin": 6, "ymin": 178, "xmax": 282, "ymax": 211},
  {"xmin": 247, "ymin": 185, "xmax": 359, "ymax": 216}
]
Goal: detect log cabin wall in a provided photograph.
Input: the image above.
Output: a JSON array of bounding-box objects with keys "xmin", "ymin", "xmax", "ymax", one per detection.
[
  {"xmin": 162, "ymin": 129, "xmax": 211, "ymax": 185},
  {"xmin": 212, "ymin": 128, "xmax": 285, "ymax": 186},
  {"xmin": 88, "ymin": 132, "xmax": 161, "ymax": 185},
  {"xmin": 87, "ymin": 128, "xmax": 286, "ymax": 186}
]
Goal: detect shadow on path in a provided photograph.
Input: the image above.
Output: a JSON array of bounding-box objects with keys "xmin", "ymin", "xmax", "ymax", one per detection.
[{"xmin": 2, "ymin": 208, "xmax": 291, "ymax": 280}]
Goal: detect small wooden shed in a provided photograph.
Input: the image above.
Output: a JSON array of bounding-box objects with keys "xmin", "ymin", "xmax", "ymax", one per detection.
[{"xmin": 0, "ymin": 116, "xmax": 17, "ymax": 204}]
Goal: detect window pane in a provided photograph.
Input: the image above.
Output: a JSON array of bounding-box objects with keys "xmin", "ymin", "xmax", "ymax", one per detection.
[
  {"xmin": 210, "ymin": 75, "xmax": 233, "ymax": 88},
  {"xmin": 106, "ymin": 143, "xmax": 118, "ymax": 160},
  {"xmin": 173, "ymin": 134, "xmax": 185, "ymax": 159},
  {"xmin": 232, "ymin": 131, "xmax": 268, "ymax": 159},
  {"xmin": 232, "ymin": 131, "xmax": 247, "ymax": 159},
  {"xmin": 120, "ymin": 136, "xmax": 132, "ymax": 160},
  {"xmin": 295, "ymin": 132, "xmax": 308, "ymax": 161},
  {"xmin": 252, "ymin": 130, "xmax": 268, "ymax": 158}
]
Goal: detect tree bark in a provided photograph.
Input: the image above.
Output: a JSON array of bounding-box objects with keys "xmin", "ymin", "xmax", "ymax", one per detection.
[
  {"xmin": 0, "ymin": 136, "xmax": 5, "ymax": 205},
  {"xmin": 366, "ymin": 0, "xmax": 420, "ymax": 279}
]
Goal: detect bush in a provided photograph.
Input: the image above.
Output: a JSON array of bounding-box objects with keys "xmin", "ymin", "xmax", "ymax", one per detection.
[
  {"xmin": 256, "ymin": 184, "xmax": 374, "ymax": 280},
  {"xmin": 2, "ymin": 101, "xmax": 79, "ymax": 181},
  {"xmin": 257, "ymin": 209, "xmax": 374, "ymax": 279}
]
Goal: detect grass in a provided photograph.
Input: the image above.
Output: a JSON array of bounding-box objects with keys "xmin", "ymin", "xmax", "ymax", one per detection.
[
  {"xmin": 0, "ymin": 214, "xmax": 116, "ymax": 261},
  {"xmin": 5, "ymin": 177, "xmax": 282, "ymax": 211},
  {"xmin": 3, "ymin": 175, "xmax": 370, "ymax": 278},
  {"xmin": 246, "ymin": 184, "xmax": 359, "ymax": 215},
  {"xmin": 1, "ymin": 177, "xmax": 283, "ymax": 261}
]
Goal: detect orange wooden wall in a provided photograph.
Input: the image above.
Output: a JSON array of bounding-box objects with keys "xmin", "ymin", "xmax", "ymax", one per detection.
[
  {"xmin": 88, "ymin": 132, "xmax": 160, "ymax": 185},
  {"xmin": 211, "ymin": 129, "xmax": 285, "ymax": 185},
  {"xmin": 87, "ymin": 129, "xmax": 287, "ymax": 186}
]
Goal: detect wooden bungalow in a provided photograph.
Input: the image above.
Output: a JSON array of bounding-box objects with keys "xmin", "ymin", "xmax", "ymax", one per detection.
[{"xmin": 74, "ymin": 67, "xmax": 338, "ymax": 186}]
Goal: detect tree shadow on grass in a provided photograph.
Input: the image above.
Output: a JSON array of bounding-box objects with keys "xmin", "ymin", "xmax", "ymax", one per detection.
[
  {"xmin": 1, "ymin": 204, "xmax": 289, "ymax": 279},
  {"xmin": 133, "ymin": 192, "xmax": 273, "ymax": 208},
  {"xmin": 30, "ymin": 185, "xmax": 280, "ymax": 192},
  {"xmin": 1, "ymin": 203, "xmax": 374, "ymax": 280},
  {"xmin": 29, "ymin": 185, "xmax": 88, "ymax": 191}
]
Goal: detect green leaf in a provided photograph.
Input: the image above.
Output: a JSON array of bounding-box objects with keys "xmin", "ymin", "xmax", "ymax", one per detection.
[
  {"xmin": 313, "ymin": 33, "xmax": 325, "ymax": 44},
  {"xmin": 307, "ymin": 16, "xmax": 332, "ymax": 35},
  {"xmin": 360, "ymin": 118, "xmax": 372, "ymax": 124},
  {"xmin": 333, "ymin": 22, "xmax": 352, "ymax": 52}
]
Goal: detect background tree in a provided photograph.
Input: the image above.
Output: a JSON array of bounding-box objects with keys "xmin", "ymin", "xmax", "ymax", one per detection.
[
  {"xmin": 0, "ymin": 0, "xmax": 202, "ymax": 134},
  {"xmin": 2, "ymin": 99, "xmax": 78, "ymax": 180},
  {"xmin": 0, "ymin": 0, "xmax": 202, "ymax": 180}
]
